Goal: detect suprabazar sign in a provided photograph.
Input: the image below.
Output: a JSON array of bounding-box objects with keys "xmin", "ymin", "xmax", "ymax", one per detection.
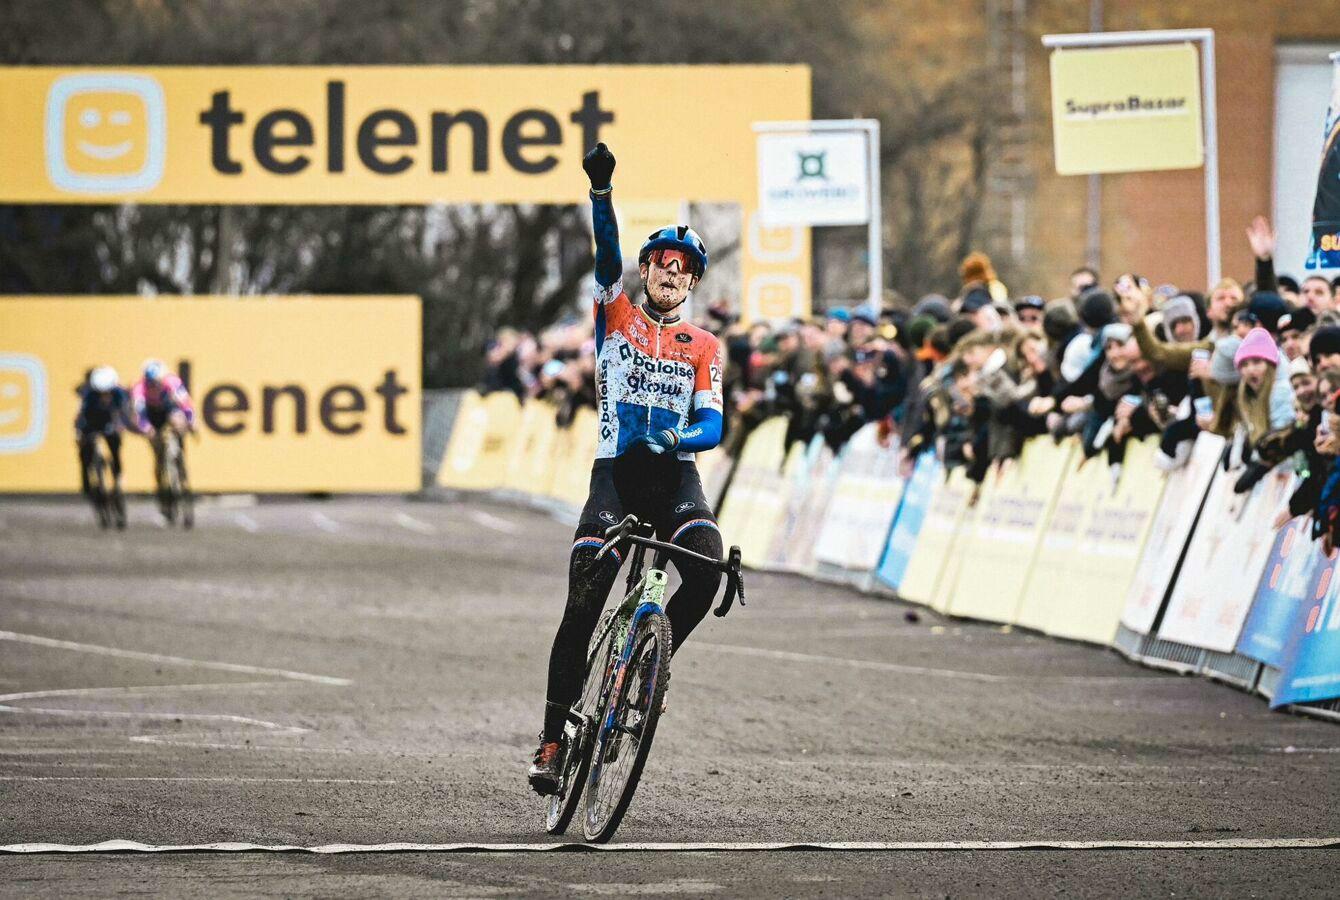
[
  {"xmin": 0, "ymin": 297, "xmax": 420, "ymax": 492},
  {"xmin": 0, "ymin": 66, "xmax": 810, "ymax": 204}
]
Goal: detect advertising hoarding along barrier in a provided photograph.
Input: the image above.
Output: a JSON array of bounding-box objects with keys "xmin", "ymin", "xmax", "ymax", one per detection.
[
  {"xmin": 896, "ymin": 467, "xmax": 971, "ymax": 609},
  {"xmin": 776, "ymin": 435, "xmax": 839, "ymax": 575},
  {"xmin": 714, "ymin": 416, "xmax": 788, "ymax": 566},
  {"xmin": 1237, "ymin": 517, "xmax": 1326, "ymax": 668},
  {"xmin": 875, "ymin": 451, "xmax": 941, "ymax": 592},
  {"xmin": 812, "ymin": 424, "xmax": 905, "ymax": 580},
  {"xmin": 1272, "ymin": 547, "xmax": 1340, "ymax": 708},
  {"xmin": 1015, "ymin": 438, "xmax": 1164, "ymax": 645},
  {"xmin": 547, "ymin": 408, "xmax": 599, "ymax": 509},
  {"xmin": 437, "ymin": 390, "xmax": 521, "ymax": 492},
  {"xmin": 1120, "ymin": 432, "xmax": 1225, "ymax": 636},
  {"xmin": 1157, "ymin": 468, "xmax": 1297, "ymax": 653},
  {"xmin": 761, "ymin": 438, "xmax": 824, "ymax": 572},
  {"xmin": 503, "ymin": 400, "xmax": 560, "ymax": 498},
  {"xmin": 945, "ymin": 438, "xmax": 1072, "ymax": 624},
  {"xmin": 0, "ymin": 296, "xmax": 419, "ymax": 493}
]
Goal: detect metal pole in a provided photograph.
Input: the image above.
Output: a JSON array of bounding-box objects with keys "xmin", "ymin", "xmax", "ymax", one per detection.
[
  {"xmin": 866, "ymin": 120, "xmax": 882, "ymax": 308},
  {"xmin": 1086, "ymin": 0, "xmax": 1103, "ymax": 275},
  {"xmin": 1201, "ymin": 30, "xmax": 1221, "ymax": 286},
  {"xmin": 1041, "ymin": 29, "xmax": 1219, "ymax": 286}
]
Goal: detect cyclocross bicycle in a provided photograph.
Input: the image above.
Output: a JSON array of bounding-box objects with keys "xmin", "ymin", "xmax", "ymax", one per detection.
[
  {"xmin": 83, "ymin": 440, "xmax": 126, "ymax": 530},
  {"xmin": 543, "ymin": 513, "xmax": 745, "ymax": 843},
  {"xmin": 155, "ymin": 429, "xmax": 194, "ymax": 529}
]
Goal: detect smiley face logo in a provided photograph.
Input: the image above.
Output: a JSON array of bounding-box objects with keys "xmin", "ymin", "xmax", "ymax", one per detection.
[
  {"xmin": 45, "ymin": 73, "xmax": 166, "ymax": 194},
  {"xmin": 0, "ymin": 354, "xmax": 48, "ymax": 454}
]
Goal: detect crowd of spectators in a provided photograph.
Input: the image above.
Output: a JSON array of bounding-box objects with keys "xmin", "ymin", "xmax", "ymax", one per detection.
[{"xmin": 481, "ymin": 215, "xmax": 1340, "ymax": 549}]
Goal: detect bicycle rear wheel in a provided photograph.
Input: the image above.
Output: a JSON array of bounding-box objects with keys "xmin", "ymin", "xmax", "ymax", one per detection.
[
  {"xmin": 581, "ymin": 609, "xmax": 672, "ymax": 843},
  {"xmin": 178, "ymin": 457, "xmax": 193, "ymax": 530},
  {"xmin": 546, "ymin": 614, "xmax": 617, "ymax": 835}
]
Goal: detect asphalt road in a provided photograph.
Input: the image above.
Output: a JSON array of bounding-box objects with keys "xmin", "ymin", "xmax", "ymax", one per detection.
[{"xmin": 1, "ymin": 494, "xmax": 1337, "ymax": 897}]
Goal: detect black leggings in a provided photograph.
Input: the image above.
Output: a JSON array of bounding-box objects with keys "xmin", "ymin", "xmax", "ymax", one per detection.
[
  {"xmin": 541, "ymin": 453, "xmax": 724, "ymax": 742},
  {"xmin": 78, "ymin": 432, "xmax": 122, "ymax": 493}
]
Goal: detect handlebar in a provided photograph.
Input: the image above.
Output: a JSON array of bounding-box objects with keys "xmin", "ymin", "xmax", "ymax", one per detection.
[{"xmin": 596, "ymin": 514, "xmax": 746, "ymax": 617}]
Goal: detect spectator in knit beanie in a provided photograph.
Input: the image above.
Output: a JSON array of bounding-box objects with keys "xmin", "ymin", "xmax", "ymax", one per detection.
[
  {"xmin": 1247, "ymin": 291, "xmax": 1289, "ymax": 335},
  {"xmin": 1058, "ymin": 291, "xmax": 1117, "ymax": 383},
  {"xmin": 959, "ymin": 287, "xmax": 1000, "ymax": 331},
  {"xmin": 1278, "ymin": 308, "xmax": 1316, "ymax": 361},
  {"xmin": 1161, "ymin": 294, "xmax": 1200, "ymax": 343},
  {"xmin": 1310, "ymin": 325, "xmax": 1340, "ymax": 373},
  {"xmin": 1234, "ymin": 327, "xmax": 1294, "ymax": 448},
  {"xmin": 913, "ymin": 294, "xmax": 952, "ymax": 324}
]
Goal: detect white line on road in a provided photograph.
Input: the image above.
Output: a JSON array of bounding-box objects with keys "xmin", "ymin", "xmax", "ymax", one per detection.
[
  {"xmin": 311, "ymin": 512, "xmax": 341, "ymax": 533},
  {"xmin": 234, "ymin": 513, "xmax": 260, "ymax": 533},
  {"xmin": 0, "ymin": 777, "xmax": 394, "ymax": 784},
  {"xmin": 0, "ymin": 631, "xmax": 351, "ymax": 687},
  {"xmin": 699, "ymin": 643, "xmax": 1159, "ymax": 684},
  {"xmin": 394, "ymin": 512, "xmax": 436, "ymax": 535},
  {"xmin": 3, "ymin": 837, "xmax": 1336, "ymax": 855},
  {"xmin": 468, "ymin": 509, "xmax": 521, "ymax": 535}
]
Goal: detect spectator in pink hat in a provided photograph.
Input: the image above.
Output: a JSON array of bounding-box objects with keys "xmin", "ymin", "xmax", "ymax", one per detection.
[{"xmin": 1234, "ymin": 327, "xmax": 1294, "ymax": 449}]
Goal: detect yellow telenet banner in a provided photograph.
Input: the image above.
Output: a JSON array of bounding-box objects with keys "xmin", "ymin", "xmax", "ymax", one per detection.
[
  {"xmin": 0, "ymin": 297, "xmax": 420, "ymax": 492},
  {"xmin": 1048, "ymin": 44, "xmax": 1203, "ymax": 175},
  {"xmin": 0, "ymin": 66, "xmax": 809, "ymax": 204}
]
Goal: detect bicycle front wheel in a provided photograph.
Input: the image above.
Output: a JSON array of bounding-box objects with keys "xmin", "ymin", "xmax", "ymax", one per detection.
[
  {"xmin": 545, "ymin": 619, "xmax": 616, "ymax": 835},
  {"xmin": 581, "ymin": 609, "xmax": 672, "ymax": 843}
]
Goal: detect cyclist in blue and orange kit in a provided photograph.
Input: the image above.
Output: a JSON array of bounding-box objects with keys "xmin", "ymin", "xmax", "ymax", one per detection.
[{"xmin": 529, "ymin": 143, "xmax": 727, "ymax": 794}]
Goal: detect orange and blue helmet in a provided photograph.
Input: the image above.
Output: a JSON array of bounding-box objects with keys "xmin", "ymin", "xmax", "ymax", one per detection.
[{"xmin": 638, "ymin": 226, "xmax": 708, "ymax": 278}]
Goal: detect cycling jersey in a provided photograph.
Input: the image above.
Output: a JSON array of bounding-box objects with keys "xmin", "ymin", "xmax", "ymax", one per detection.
[
  {"xmin": 75, "ymin": 386, "xmax": 132, "ymax": 436},
  {"xmin": 131, "ymin": 373, "xmax": 195, "ymax": 433},
  {"xmin": 590, "ymin": 193, "xmax": 723, "ymax": 459}
]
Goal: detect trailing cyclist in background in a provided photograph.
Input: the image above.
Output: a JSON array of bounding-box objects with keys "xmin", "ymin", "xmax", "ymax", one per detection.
[
  {"xmin": 75, "ymin": 365, "xmax": 131, "ymax": 530},
  {"xmin": 132, "ymin": 359, "xmax": 197, "ymax": 526},
  {"xmin": 529, "ymin": 142, "xmax": 728, "ymax": 795}
]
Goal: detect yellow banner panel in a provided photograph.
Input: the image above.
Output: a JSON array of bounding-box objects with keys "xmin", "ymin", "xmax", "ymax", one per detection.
[
  {"xmin": 946, "ymin": 440, "xmax": 1073, "ymax": 624},
  {"xmin": 897, "ymin": 467, "xmax": 970, "ymax": 609},
  {"xmin": 0, "ymin": 296, "xmax": 419, "ymax": 492},
  {"xmin": 1049, "ymin": 44, "xmax": 1203, "ymax": 175},
  {"xmin": 0, "ymin": 66, "xmax": 808, "ymax": 204},
  {"xmin": 1039, "ymin": 438, "xmax": 1165, "ymax": 644},
  {"xmin": 715, "ymin": 416, "xmax": 788, "ymax": 562}
]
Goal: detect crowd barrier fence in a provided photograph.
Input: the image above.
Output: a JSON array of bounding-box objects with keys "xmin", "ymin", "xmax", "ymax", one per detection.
[{"xmin": 426, "ymin": 393, "xmax": 1340, "ymax": 723}]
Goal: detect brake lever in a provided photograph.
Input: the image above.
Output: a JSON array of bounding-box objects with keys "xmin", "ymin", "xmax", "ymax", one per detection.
[
  {"xmin": 594, "ymin": 514, "xmax": 638, "ymax": 561},
  {"xmin": 713, "ymin": 545, "xmax": 745, "ymax": 617}
]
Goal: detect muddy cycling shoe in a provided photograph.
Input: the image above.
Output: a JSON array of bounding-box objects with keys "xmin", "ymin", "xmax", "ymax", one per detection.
[{"xmin": 528, "ymin": 738, "xmax": 563, "ymax": 796}]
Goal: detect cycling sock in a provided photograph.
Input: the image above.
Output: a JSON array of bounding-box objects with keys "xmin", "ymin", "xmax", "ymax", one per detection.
[
  {"xmin": 542, "ymin": 529, "xmax": 622, "ymax": 742},
  {"xmin": 664, "ymin": 521, "xmax": 723, "ymax": 653}
]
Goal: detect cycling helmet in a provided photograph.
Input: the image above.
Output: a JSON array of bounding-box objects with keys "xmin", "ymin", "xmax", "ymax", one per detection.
[
  {"xmin": 90, "ymin": 366, "xmax": 118, "ymax": 393},
  {"xmin": 142, "ymin": 359, "xmax": 166, "ymax": 382},
  {"xmin": 638, "ymin": 226, "xmax": 708, "ymax": 278}
]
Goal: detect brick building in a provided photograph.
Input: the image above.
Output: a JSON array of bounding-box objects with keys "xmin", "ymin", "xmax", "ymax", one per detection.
[{"xmin": 862, "ymin": 2, "xmax": 1340, "ymax": 299}]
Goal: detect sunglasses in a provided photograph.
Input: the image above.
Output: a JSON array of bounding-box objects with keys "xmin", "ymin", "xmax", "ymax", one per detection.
[{"xmin": 648, "ymin": 248, "xmax": 697, "ymax": 275}]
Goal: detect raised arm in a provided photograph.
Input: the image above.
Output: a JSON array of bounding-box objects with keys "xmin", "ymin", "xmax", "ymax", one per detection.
[{"xmin": 584, "ymin": 143, "xmax": 621, "ymax": 289}]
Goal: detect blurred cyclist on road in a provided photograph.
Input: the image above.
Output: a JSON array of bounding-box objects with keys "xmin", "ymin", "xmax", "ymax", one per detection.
[
  {"xmin": 529, "ymin": 143, "xmax": 726, "ymax": 794},
  {"xmin": 131, "ymin": 359, "xmax": 196, "ymax": 490},
  {"xmin": 75, "ymin": 365, "xmax": 132, "ymax": 496}
]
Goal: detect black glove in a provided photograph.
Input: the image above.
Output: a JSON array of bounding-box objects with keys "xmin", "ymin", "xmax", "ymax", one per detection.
[{"xmin": 583, "ymin": 142, "xmax": 615, "ymax": 192}]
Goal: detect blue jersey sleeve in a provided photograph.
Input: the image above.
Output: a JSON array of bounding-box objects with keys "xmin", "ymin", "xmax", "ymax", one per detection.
[
  {"xmin": 591, "ymin": 190, "xmax": 622, "ymax": 288},
  {"xmin": 675, "ymin": 407, "xmax": 723, "ymax": 453}
]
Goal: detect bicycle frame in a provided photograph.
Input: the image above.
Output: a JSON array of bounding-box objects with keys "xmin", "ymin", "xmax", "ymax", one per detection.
[{"xmin": 568, "ymin": 535, "xmax": 668, "ymax": 736}]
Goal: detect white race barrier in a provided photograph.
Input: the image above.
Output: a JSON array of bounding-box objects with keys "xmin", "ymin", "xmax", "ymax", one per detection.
[
  {"xmin": 1118, "ymin": 432, "xmax": 1226, "ymax": 641},
  {"xmin": 812, "ymin": 424, "xmax": 906, "ymax": 587}
]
